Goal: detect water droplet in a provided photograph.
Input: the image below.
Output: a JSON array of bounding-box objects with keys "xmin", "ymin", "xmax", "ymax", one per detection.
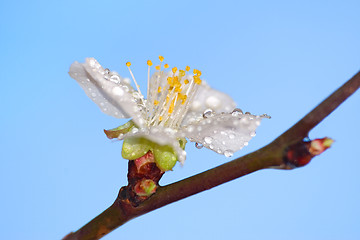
[
  {"xmin": 123, "ymin": 86, "xmax": 129, "ymax": 92},
  {"xmin": 91, "ymin": 92, "xmax": 97, "ymax": 98},
  {"xmin": 195, "ymin": 142, "xmax": 203, "ymax": 149},
  {"xmin": 231, "ymin": 108, "xmax": 243, "ymax": 116},
  {"xmin": 229, "ymin": 134, "xmax": 235, "ymax": 139},
  {"xmin": 244, "ymin": 142, "xmax": 249, "ymax": 146},
  {"xmin": 224, "ymin": 150, "xmax": 234, "ymax": 157},
  {"xmin": 250, "ymin": 131, "xmax": 256, "ymax": 137},
  {"xmin": 110, "ymin": 75, "xmax": 120, "ymax": 83},
  {"xmin": 131, "ymin": 128, "xmax": 139, "ymax": 134},
  {"xmin": 203, "ymin": 109, "xmax": 214, "ymax": 118},
  {"xmin": 209, "ymin": 144, "xmax": 214, "ymax": 149},
  {"xmin": 204, "ymin": 136, "xmax": 213, "ymax": 144},
  {"xmin": 260, "ymin": 113, "xmax": 271, "ymax": 119}
]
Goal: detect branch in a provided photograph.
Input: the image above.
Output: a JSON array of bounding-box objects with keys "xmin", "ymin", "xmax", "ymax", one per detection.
[{"xmin": 63, "ymin": 71, "xmax": 360, "ymax": 240}]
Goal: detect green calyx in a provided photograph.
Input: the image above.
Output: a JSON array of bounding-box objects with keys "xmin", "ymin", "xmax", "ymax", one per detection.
[
  {"xmin": 121, "ymin": 137, "xmax": 187, "ymax": 172},
  {"xmin": 122, "ymin": 137, "xmax": 152, "ymax": 160},
  {"xmin": 104, "ymin": 121, "xmax": 134, "ymax": 139}
]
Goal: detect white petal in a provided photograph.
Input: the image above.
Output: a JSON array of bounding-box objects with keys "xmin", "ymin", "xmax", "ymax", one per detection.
[
  {"xmin": 69, "ymin": 58, "xmax": 146, "ymax": 127},
  {"xmin": 181, "ymin": 81, "xmax": 236, "ymax": 125},
  {"xmin": 182, "ymin": 111, "xmax": 269, "ymax": 157},
  {"xmin": 120, "ymin": 127, "xmax": 186, "ymax": 164}
]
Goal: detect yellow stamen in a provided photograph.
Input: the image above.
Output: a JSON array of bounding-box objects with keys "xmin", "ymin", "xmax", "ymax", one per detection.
[
  {"xmin": 185, "ymin": 66, "xmax": 190, "ymax": 72},
  {"xmin": 178, "ymin": 93, "xmax": 187, "ymax": 104},
  {"xmin": 173, "ymin": 76, "xmax": 181, "ymax": 88},
  {"xmin": 167, "ymin": 77, "xmax": 174, "ymax": 86},
  {"xmin": 154, "ymin": 100, "xmax": 159, "ymax": 105},
  {"xmin": 172, "ymin": 67, "xmax": 178, "ymax": 74},
  {"xmin": 126, "ymin": 61, "xmax": 142, "ymax": 95},
  {"xmin": 184, "ymin": 79, "xmax": 189, "ymax": 84},
  {"xmin": 179, "ymin": 70, "xmax": 185, "ymax": 77},
  {"xmin": 159, "ymin": 56, "xmax": 164, "ymax": 62},
  {"xmin": 194, "ymin": 76, "xmax": 202, "ymax": 85},
  {"xmin": 164, "ymin": 63, "xmax": 169, "ymax": 68},
  {"xmin": 155, "ymin": 65, "xmax": 160, "ymax": 71},
  {"xmin": 168, "ymin": 98, "xmax": 176, "ymax": 113},
  {"xmin": 159, "ymin": 116, "xmax": 163, "ymax": 121},
  {"xmin": 157, "ymin": 86, "xmax": 162, "ymax": 93},
  {"xmin": 147, "ymin": 60, "xmax": 153, "ymax": 66}
]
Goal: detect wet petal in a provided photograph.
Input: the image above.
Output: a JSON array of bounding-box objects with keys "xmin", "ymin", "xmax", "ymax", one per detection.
[
  {"xmin": 69, "ymin": 58, "xmax": 146, "ymax": 127},
  {"xmin": 181, "ymin": 81, "xmax": 236, "ymax": 125},
  {"xmin": 182, "ymin": 111, "xmax": 269, "ymax": 157}
]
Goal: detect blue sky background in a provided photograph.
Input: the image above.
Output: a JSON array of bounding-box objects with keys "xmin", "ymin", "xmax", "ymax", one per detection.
[{"xmin": 1, "ymin": 0, "xmax": 359, "ymax": 239}]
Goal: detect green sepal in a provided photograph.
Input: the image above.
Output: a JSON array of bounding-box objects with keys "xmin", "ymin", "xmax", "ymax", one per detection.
[
  {"xmin": 104, "ymin": 121, "xmax": 134, "ymax": 139},
  {"xmin": 122, "ymin": 137, "xmax": 152, "ymax": 160},
  {"xmin": 178, "ymin": 138, "xmax": 187, "ymax": 150},
  {"xmin": 153, "ymin": 144, "xmax": 178, "ymax": 172}
]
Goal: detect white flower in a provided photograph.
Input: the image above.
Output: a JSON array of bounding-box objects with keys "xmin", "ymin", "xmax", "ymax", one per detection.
[{"xmin": 69, "ymin": 57, "xmax": 270, "ymax": 164}]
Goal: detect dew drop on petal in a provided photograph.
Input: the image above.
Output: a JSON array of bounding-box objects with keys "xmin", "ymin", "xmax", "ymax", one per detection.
[
  {"xmin": 250, "ymin": 131, "xmax": 256, "ymax": 137},
  {"xmin": 231, "ymin": 108, "xmax": 243, "ymax": 116},
  {"xmin": 195, "ymin": 142, "xmax": 203, "ymax": 149},
  {"xmin": 244, "ymin": 142, "xmax": 249, "ymax": 146},
  {"xmin": 224, "ymin": 150, "xmax": 234, "ymax": 157},
  {"xmin": 204, "ymin": 136, "xmax": 213, "ymax": 144},
  {"xmin": 203, "ymin": 109, "xmax": 214, "ymax": 118},
  {"xmin": 229, "ymin": 134, "xmax": 235, "ymax": 139},
  {"xmin": 260, "ymin": 113, "xmax": 271, "ymax": 119}
]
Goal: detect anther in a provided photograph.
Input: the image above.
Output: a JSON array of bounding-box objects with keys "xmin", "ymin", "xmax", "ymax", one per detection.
[
  {"xmin": 159, "ymin": 56, "xmax": 164, "ymax": 62},
  {"xmin": 147, "ymin": 60, "xmax": 153, "ymax": 66}
]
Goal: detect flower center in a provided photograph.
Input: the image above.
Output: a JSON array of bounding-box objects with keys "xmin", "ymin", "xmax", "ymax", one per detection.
[{"xmin": 126, "ymin": 56, "xmax": 203, "ymax": 129}]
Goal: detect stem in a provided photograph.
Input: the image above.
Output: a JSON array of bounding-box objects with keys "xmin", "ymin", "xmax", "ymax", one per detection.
[{"xmin": 63, "ymin": 71, "xmax": 360, "ymax": 240}]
